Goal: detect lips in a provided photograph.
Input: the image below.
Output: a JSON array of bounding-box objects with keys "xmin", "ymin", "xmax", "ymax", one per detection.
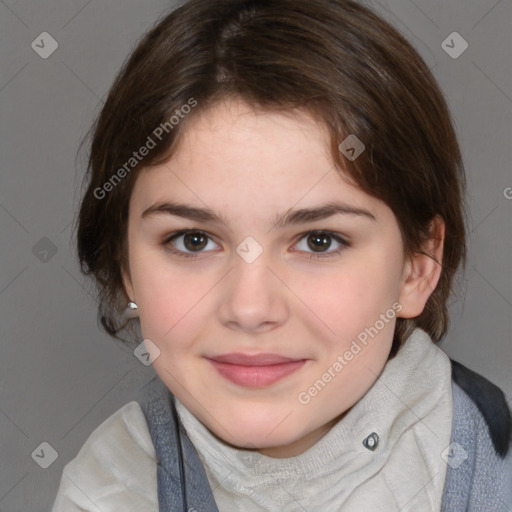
[
  {"xmin": 208, "ymin": 353, "xmax": 301, "ymax": 365},
  {"xmin": 206, "ymin": 353, "xmax": 307, "ymax": 387}
]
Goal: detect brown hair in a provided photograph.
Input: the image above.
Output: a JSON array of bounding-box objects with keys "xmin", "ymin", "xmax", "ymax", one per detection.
[{"xmin": 75, "ymin": 0, "xmax": 468, "ymax": 357}]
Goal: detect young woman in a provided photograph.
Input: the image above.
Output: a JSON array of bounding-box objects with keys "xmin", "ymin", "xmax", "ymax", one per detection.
[{"xmin": 52, "ymin": 0, "xmax": 512, "ymax": 510}]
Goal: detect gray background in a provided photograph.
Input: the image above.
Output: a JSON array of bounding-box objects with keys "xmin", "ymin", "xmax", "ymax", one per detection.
[{"xmin": 0, "ymin": 0, "xmax": 511, "ymax": 510}]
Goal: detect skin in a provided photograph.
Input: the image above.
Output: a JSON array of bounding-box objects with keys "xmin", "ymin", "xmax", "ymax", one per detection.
[{"xmin": 122, "ymin": 98, "xmax": 445, "ymax": 458}]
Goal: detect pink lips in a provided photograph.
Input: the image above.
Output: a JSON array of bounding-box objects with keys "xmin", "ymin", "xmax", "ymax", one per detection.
[{"xmin": 206, "ymin": 353, "xmax": 306, "ymax": 387}]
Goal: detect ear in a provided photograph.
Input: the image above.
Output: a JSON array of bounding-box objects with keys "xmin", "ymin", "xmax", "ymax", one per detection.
[
  {"xmin": 397, "ymin": 216, "xmax": 445, "ymax": 318},
  {"xmin": 121, "ymin": 265, "xmax": 135, "ymax": 303}
]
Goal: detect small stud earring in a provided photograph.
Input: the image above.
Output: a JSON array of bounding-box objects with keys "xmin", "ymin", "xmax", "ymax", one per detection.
[{"xmin": 125, "ymin": 301, "xmax": 139, "ymax": 318}]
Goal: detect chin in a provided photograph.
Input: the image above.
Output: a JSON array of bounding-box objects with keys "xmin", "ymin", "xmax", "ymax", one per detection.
[
  {"xmin": 211, "ymin": 415, "xmax": 307, "ymax": 451},
  {"xmin": 223, "ymin": 430, "xmax": 298, "ymax": 452}
]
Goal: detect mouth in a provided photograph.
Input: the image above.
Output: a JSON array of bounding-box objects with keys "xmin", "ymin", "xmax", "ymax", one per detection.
[{"xmin": 205, "ymin": 353, "xmax": 307, "ymax": 388}]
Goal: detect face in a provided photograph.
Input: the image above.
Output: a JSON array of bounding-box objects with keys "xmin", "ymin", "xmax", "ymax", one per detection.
[{"xmin": 122, "ymin": 99, "xmax": 438, "ymax": 458}]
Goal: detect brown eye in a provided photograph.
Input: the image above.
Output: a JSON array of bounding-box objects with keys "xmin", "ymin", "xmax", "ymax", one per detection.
[
  {"xmin": 307, "ymin": 232, "xmax": 332, "ymax": 252},
  {"xmin": 162, "ymin": 230, "xmax": 218, "ymax": 258},
  {"xmin": 182, "ymin": 232, "xmax": 208, "ymax": 251},
  {"xmin": 294, "ymin": 230, "xmax": 349, "ymax": 260}
]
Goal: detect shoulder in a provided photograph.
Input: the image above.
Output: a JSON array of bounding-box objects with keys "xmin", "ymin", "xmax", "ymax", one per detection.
[
  {"xmin": 52, "ymin": 402, "xmax": 158, "ymax": 512},
  {"xmin": 441, "ymin": 360, "xmax": 512, "ymax": 510},
  {"xmin": 72, "ymin": 401, "xmax": 157, "ymax": 459},
  {"xmin": 450, "ymin": 358, "xmax": 512, "ymax": 458}
]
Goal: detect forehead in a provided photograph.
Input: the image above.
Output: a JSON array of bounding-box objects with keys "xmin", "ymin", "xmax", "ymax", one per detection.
[
  {"xmin": 135, "ymin": 99, "xmax": 334, "ymax": 190},
  {"xmin": 128, "ymin": 99, "xmax": 389, "ymax": 225},
  {"xmin": 176, "ymin": 99, "xmax": 333, "ymax": 164}
]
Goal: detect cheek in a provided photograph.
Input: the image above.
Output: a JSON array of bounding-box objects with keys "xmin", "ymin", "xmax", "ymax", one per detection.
[
  {"xmin": 298, "ymin": 259, "xmax": 400, "ymax": 337},
  {"xmin": 139, "ymin": 285, "xmax": 198, "ymax": 341},
  {"xmin": 132, "ymin": 254, "xmax": 216, "ymax": 351}
]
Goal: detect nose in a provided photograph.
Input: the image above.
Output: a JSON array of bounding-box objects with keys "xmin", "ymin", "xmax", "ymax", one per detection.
[{"xmin": 217, "ymin": 253, "xmax": 288, "ymax": 334}]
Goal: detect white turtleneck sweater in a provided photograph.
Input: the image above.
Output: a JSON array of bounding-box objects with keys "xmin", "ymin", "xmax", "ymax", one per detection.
[{"xmin": 175, "ymin": 327, "xmax": 453, "ymax": 511}]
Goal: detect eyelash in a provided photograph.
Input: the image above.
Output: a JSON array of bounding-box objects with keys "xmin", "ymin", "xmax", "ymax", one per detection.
[{"xmin": 161, "ymin": 229, "xmax": 350, "ymax": 260}]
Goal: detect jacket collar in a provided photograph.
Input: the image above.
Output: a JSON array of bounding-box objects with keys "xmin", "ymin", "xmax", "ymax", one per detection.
[{"xmin": 137, "ymin": 376, "xmax": 219, "ymax": 512}]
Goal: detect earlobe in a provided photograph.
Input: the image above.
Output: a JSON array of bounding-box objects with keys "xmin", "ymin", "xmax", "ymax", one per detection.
[{"xmin": 398, "ymin": 216, "xmax": 445, "ymax": 319}]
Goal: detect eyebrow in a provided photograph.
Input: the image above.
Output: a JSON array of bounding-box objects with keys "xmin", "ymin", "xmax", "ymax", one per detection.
[{"xmin": 141, "ymin": 200, "xmax": 376, "ymax": 228}]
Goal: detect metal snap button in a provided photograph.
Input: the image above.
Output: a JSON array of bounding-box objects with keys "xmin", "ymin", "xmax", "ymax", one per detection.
[{"xmin": 362, "ymin": 432, "xmax": 379, "ymax": 451}]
